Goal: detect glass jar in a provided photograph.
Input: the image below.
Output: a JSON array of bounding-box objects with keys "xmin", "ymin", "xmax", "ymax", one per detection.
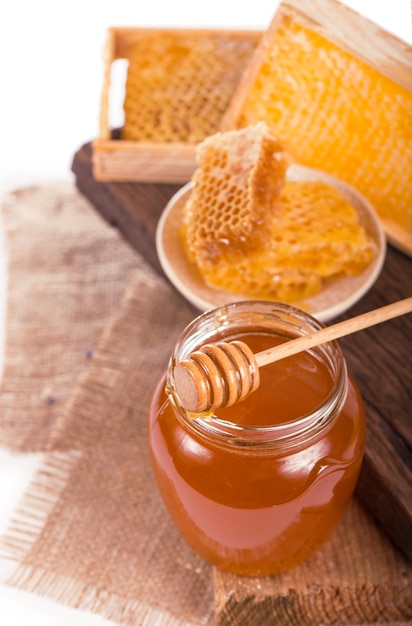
[{"xmin": 148, "ymin": 301, "xmax": 365, "ymax": 576}]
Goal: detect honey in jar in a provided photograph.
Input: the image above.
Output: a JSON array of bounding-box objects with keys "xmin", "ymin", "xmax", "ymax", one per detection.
[{"xmin": 148, "ymin": 301, "xmax": 365, "ymax": 576}]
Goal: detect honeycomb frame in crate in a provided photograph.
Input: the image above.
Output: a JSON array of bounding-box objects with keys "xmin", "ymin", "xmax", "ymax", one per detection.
[
  {"xmin": 222, "ymin": 0, "xmax": 412, "ymax": 256},
  {"xmin": 92, "ymin": 27, "xmax": 261, "ymax": 184}
]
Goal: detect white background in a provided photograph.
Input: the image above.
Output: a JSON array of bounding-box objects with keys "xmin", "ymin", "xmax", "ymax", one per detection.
[{"xmin": 0, "ymin": 2, "xmax": 411, "ymax": 624}]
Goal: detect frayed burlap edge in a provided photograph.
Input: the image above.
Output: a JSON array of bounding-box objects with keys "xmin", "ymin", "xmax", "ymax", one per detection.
[
  {"xmin": 0, "ymin": 433, "xmax": 210, "ymax": 626},
  {"xmin": 0, "ymin": 450, "xmax": 81, "ymax": 563},
  {"xmin": 6, "ymin": 564, "xmax": 200, "ymax": 626},
  {"xmin": 0, "ymin": 260, "xmax": 213, "ymax": 626}
]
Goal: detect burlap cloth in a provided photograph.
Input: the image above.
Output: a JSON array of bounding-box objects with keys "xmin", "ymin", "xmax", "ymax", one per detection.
[
  {"xmin": 0, "ymin": 182, "xmax": 215, "ymax": 624},
  {"xmin": 0, "ymin": 182, "xmax": 139, "ymax": 451}
]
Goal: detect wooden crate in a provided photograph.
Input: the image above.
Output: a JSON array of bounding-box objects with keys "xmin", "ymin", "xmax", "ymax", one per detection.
[{"xmin": 92, "ymin": 27, "xmax": 261, "ymax": 184}]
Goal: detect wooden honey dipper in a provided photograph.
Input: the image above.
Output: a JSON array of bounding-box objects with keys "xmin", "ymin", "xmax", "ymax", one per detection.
[{"xmin": 173, "ymin": 297, "xmax": 412, "ymax": 413}]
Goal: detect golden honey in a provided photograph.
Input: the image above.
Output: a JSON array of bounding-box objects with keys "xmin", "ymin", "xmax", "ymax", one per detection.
[{"xmin": 148, "ymin": 302, "xmax": 365, "ymax": 576}]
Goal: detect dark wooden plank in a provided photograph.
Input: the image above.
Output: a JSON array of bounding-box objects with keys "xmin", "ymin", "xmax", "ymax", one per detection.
[
  {"xmin": 339, "ymin": 248, "xmax": 412, "ymax": 449},
  {"xmin": 337, "ymin": 249, "xmax": 412, "ymax": 561},
  {"xmin": 71, "ymin": 140, "xmax": 412, "ymax": 562},
  {"xmin": 214, "ymin": 499, "xmax": 412, "ymax": 625}
]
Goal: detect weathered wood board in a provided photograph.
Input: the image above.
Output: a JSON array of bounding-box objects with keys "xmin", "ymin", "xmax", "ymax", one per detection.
[{"xmin": 72, "ymin": 140, "xmax": 412, "ymax": 623}]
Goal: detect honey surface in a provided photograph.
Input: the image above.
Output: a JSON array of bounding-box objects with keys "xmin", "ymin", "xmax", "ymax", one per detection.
[{"xmin": 215, "ymin": 332, "xmax": 333, "ymax": 426}]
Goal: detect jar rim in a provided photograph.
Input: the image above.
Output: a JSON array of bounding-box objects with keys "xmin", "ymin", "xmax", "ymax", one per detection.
[{"xmin": 166, "ymin": 300, "xmax": 348, "ymax": 448}]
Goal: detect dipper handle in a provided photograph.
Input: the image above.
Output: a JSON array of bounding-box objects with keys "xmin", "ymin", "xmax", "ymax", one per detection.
[{"xmin": 174, "ymin": 297, "xmax": 412, "ymax": 413}]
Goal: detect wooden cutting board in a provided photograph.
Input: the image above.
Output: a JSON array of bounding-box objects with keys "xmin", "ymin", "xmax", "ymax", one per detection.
[{"xmin": 72, "ymin": 141, "xmax": 412, "ymax": 623}]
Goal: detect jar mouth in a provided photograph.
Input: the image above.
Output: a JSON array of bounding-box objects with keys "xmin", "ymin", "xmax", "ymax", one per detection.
[{"xmin": 167, "ymin": 300, "xmax": 348, "ymax": 448}]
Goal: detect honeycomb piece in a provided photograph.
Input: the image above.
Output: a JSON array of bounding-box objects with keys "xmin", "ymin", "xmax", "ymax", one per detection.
[
  {"xmin": 181, "ymin": 125, "xmax": 377, "ymax": 304},
  {"xmin": 122, "ymin": 32, "xmax": 259, "ymax": 143},
  {"xmin": 222, "ymin": 13, "xmax": 412, "ymax": 233},
  {"xmin": 199, "ymin": 180, "xmax": 377, "ymax": 303},
  {"xmin": 181, "ymin": 123, "xmax": 288, "ymax": 266}
]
